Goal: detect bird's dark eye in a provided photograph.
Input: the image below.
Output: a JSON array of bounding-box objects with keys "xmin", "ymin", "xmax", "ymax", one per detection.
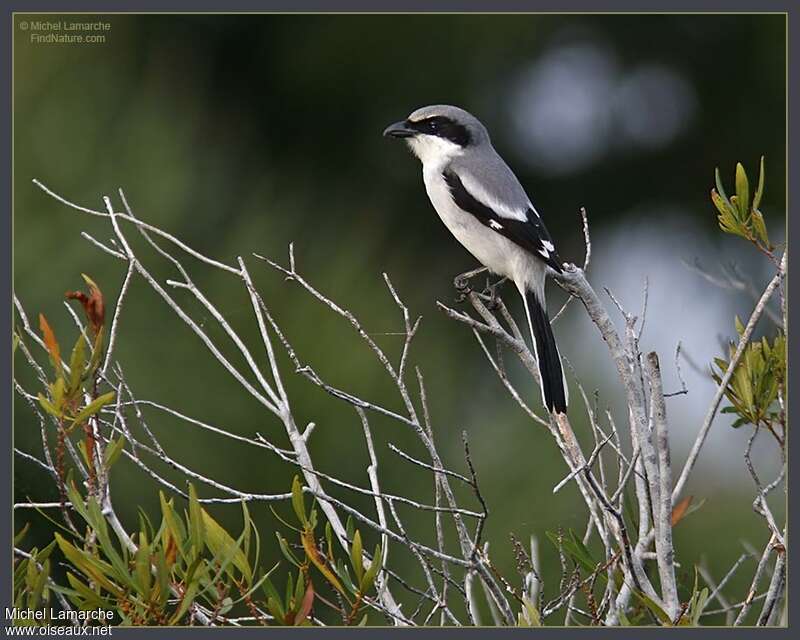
[{"xmin": 427, "ymin": 118, "xmax": 439, "ymax": 131}]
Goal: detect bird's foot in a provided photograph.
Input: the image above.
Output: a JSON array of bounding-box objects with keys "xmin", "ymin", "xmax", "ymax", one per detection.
[
  {"xmin": 453, "ymin": 266, "xmax": 488, "ymax": 302},
  {"xmin": 481, "ymin": 277, "xmax": 508, "ymax": 310}
]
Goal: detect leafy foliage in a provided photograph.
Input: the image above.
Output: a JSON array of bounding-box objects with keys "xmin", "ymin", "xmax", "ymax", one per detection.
[
  {"xmin": 713, "ymin": 325, "xmax": 785, "ymax": 430},
  {"xmin": 13, "ymin": 527, "xmax": 56, "ymax": 623},
  {"xmin": 30, "ymin": 275, "xmax": 113, "ymax": 507},
  {"xmin": 12, "ymin": 151, "xmax": 786, "ymax": 627},
  {"xmin": 710, "ymin": 157, "xmax": 785, "ymax": 444},
  {"xmin": 13, "ymin": 476, "xmax": 383, "ymax": 626},
  {"xmin": 268, "ymin": 476, "xmax": 382, "ymax": 625},
  {"xmin": 712, "ymin": 157, "xmax": 772, "ymax": 251}
]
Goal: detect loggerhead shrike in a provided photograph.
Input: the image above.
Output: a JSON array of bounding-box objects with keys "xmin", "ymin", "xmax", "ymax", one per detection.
[{"xmin": 383, "ymin": 105, "xmax": 568, "ymax": 414}]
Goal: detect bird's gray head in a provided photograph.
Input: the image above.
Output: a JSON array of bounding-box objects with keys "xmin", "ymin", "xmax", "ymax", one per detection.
[{"xmin": 383, "ymin": 105, "xmax": 490, "ymax": 167}]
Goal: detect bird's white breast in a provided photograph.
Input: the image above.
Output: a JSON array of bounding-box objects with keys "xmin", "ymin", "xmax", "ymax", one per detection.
[{"xmin": 422, "ymin": 166, "xmax": 544, "ymax": 293}]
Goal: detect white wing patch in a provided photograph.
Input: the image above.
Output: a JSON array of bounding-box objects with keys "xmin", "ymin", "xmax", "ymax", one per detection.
[
  {"xmin": 460, "ymin": 174, "xmax": 528, "ymax": 222},
  {"xmin": 538, "ymin": 248, "xmax": 551, "ymax": 258},
  {"xmin": 489, "ymin": 220, "xmax": 503, "ymax": 230},
  {"xmin": 542, "ymin": 240, "xmax": 555, "ymax": 252}
]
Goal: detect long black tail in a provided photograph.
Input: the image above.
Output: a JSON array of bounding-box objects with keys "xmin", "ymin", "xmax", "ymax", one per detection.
[{"xmin": 522, "ymin": 291, "xmax": 567, "ymax": 414}]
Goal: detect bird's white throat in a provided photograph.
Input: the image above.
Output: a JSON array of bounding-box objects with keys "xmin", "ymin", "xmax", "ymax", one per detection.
[{"xmin": 407, "ymin": 134, "xmax": 463, "ymax": 170}]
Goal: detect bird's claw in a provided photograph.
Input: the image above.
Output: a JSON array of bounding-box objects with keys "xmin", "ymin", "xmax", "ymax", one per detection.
[
  {"xmin": 453, "ymin": 267, "xmax": 488, "ymax": 302},
  {"xmin": 454, "ymin": 281, "xmax": 471, "ymax": 304},
  {"xmin": 481, "ymin": 277, "xmax": 507, "ymax": 310},
  {"xmin": 454, "ymin": 275, "xmax": 472, "ymax": 293}
]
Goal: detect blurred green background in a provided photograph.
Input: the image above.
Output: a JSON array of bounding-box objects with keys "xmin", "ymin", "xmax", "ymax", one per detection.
[{"xmin": 14, "ymin": 13, "xmax": 786, "ymax": 625}]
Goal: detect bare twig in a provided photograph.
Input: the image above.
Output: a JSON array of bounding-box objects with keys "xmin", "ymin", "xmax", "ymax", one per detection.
[
  {"xmin": 734, "ymin": 534, "xmax": 778, "ymax": 626},
  {"xmin": 551, "ymin": 207, "xmax": 591, "ymax": 324},
  {"xmin": 673, "ymin": 252, "xmax": 786, "ymax": 504},
  {"xmin": 645, "ymin": 352, "xmax": 679, "ymax": 618}
]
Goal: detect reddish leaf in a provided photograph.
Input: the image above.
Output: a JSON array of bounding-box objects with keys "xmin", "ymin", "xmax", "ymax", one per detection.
[
  {"xmin": 164, "ymin": 533, "xmax": 178, "ymax": 568},
  {"xmin": 39, "ymin": 313, "xmax": 62, "ymax": 375},
  {"xmin": 65, "ymin": 274, "xmax": 105, "ymax": 335},
  {"xmin": 671, "ymin": 495, "xmax": 693, "ymax": 527},
  {"xmin": 301, "ymin": 529, "xmax": 345, "ymax": 595},
  {"xmin": 295, "ymin": 580, "xmax": 315, "ymax": 626}
]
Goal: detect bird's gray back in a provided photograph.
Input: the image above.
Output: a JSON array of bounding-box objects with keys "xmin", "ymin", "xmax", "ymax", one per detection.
[{"xmin": 450, "ymin": 145, "xmax": 532, "ymax": 213}]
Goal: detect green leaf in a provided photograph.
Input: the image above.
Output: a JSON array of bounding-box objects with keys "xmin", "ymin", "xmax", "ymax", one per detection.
[
  {"xmin": 170, "ymin": 578, "xmax": 200, "ymax": 624},
  {"xmin": 735, "ymin": 162, "xmax": 750, "ymax": 219},
  {"xmin": 268, "ymin": 505, "xmax": 302, "ymax": 534},
  {"xmin": 84, "ymin": 495, "xmax": 133, "ymax": 588},
  {"xmin": 37, "ymin": 393, "xmax": 61, "ymax": 419},
  {"xmin": 202, "ymin": 506, "xmax": 252, "ymax": 583},
  {"xmin": 188, "ymin": 484, "xmax": 206, "ymax": 557},
  {"xmin": 103, "ymin": 436, "xmax": 126, "ymax": 470},
  {"xmin": 714, "ymin": 167, "xmax": 731, "ymax": 208},
  {"xmin": 50, "ymin": 378, "xmax": 66, "ymax": 411},
  {"xmin": 135, "ymin": 530, "xmax": 152, "ymax": 599},
  {"xmin": 54, "ymin": 533, "xmax": 121, "ymax": 596},
  {"xmin": 219, "ymin": 596, "xmax": 234, "ymax": 616},
  {"xmin": 291, "ymin": 476, "xmax": 307, "ymax": 526},
  {"xmin": 325, "ymin": 522, "xmax": 334, "ymax": 561},
  {"xmin": 335, "ymin": 557, "xmax": 356, "ymax": 595},
  {"xmin": 360, "ymin": 544, "xmax": 381, "ymax": 593},
  {"xmin": 716, "ymin": 205, "xmax": 741, "ymax": 236},
  {"xmin": 70, "ymin": 391, "xmax": 115, "ymax": 428},
  {"xmin": 294, "ymin": 567, "xmax": 305, "ymax": 607},
  {"xmin": 634, "ymin": 589, "xmax": 672, "ymax": 625},
  {"xmin": 262, "ymin": 575, "xmax": 286, "ymax": 621},
  {"xmin": 77, "ymin": 441, "xmax": 91, "ymax": 469},
  {"xmin": 88, "ymin": 326, "xmax": 105, "ymax": 373},
  {"xmin": 710, "ymin": 189, "xmax": 728, "ymax": 216},
  {"xmin": 735, "ymin": 363, "xmax": 754, "ymax": 410},
  {"xmin": 266, "ymin": 596, "xmax": 285, "ymax": 624},
  {"xmin": 751, "ymin": 210, "xmax": 770, "ymax": 247},
  {"xmin": 12, "ymin": 332, "xmax": 20, "ymax": 356},
  {"xmin": 285, "ymin": 571, "xmax": 294, "ymax": 609},
  {"xmin": 734, "ymin": 315, "xmax": 745, "ymax": 336},
  {"xmin": 159, "ymin": 492, "xmax": 186, "ymax": 552},
  {"xmin": 568, "ymin": 529, "xmax": 597, "ymax": 572},
  {"xmin": 154, "ymin": 548, "xmax": 171, "ymax": 606},
  {"xmin": 14, "ymin": 523, "xmax": 30, "ymax": 546},
  {"xmin": 519, "ymin": 596, "xmax": 541, "ymax": 626},
  {"xmin": 25, "ymin": 550, "xmax": 39, "ymax": 591},
  {"xmin": 241, "ymin": 501, "xmax": 252, "ymax": 563},
  {"xmin": 350, "ymin": 530, "xmax": 364, "ymax": 584},
  {"xmin": 232, "ymin": 562, "xmax": 278, "ymax": 608},
  {"xmin": 752, "ymin": 156, "xmax": 765, "ymax": 212},
  {"xmin": 66, "ymin": 572, "xmax": 109, "ymax": 609},
  {"xmin": 546, "ymin": 529, "xmax": 599, "ymax": 573},
  {"xmin": 691, "ymin": 587, "xmax": 709, "ymax": 625},
  {"xmin": 276, "ymin": 533, "xmax": 301, "ymax": 568},
  {"xmin": 68, "ymin": 333, "xmax": 86, "ymax": 394}
]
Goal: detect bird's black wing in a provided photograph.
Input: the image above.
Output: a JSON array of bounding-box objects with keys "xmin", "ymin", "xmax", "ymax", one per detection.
[{"xmin": 442, "ymin": 169, "xmax": 563, "ymax": 273}]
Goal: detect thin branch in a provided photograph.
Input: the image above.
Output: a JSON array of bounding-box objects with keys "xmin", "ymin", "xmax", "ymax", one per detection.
[
  {"xmin": 673, "ymin": 252, "xmax": 786, "ymax": 504},
  {"xmin": 734, "ymin": 534, "xmax": 778, "ymax": 625},
  {"xmin": 645, "ymin": 351, "xmax": 679, "ymax": 618},
  {"xmin": 552, "ymin": 207, "xmax": 591, "ymax": 324}
]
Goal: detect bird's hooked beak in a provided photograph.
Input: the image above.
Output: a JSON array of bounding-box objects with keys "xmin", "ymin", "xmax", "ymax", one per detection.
[{"xmin": 383, "ymin": 120, "xmax": 417, "ymax": 139}]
